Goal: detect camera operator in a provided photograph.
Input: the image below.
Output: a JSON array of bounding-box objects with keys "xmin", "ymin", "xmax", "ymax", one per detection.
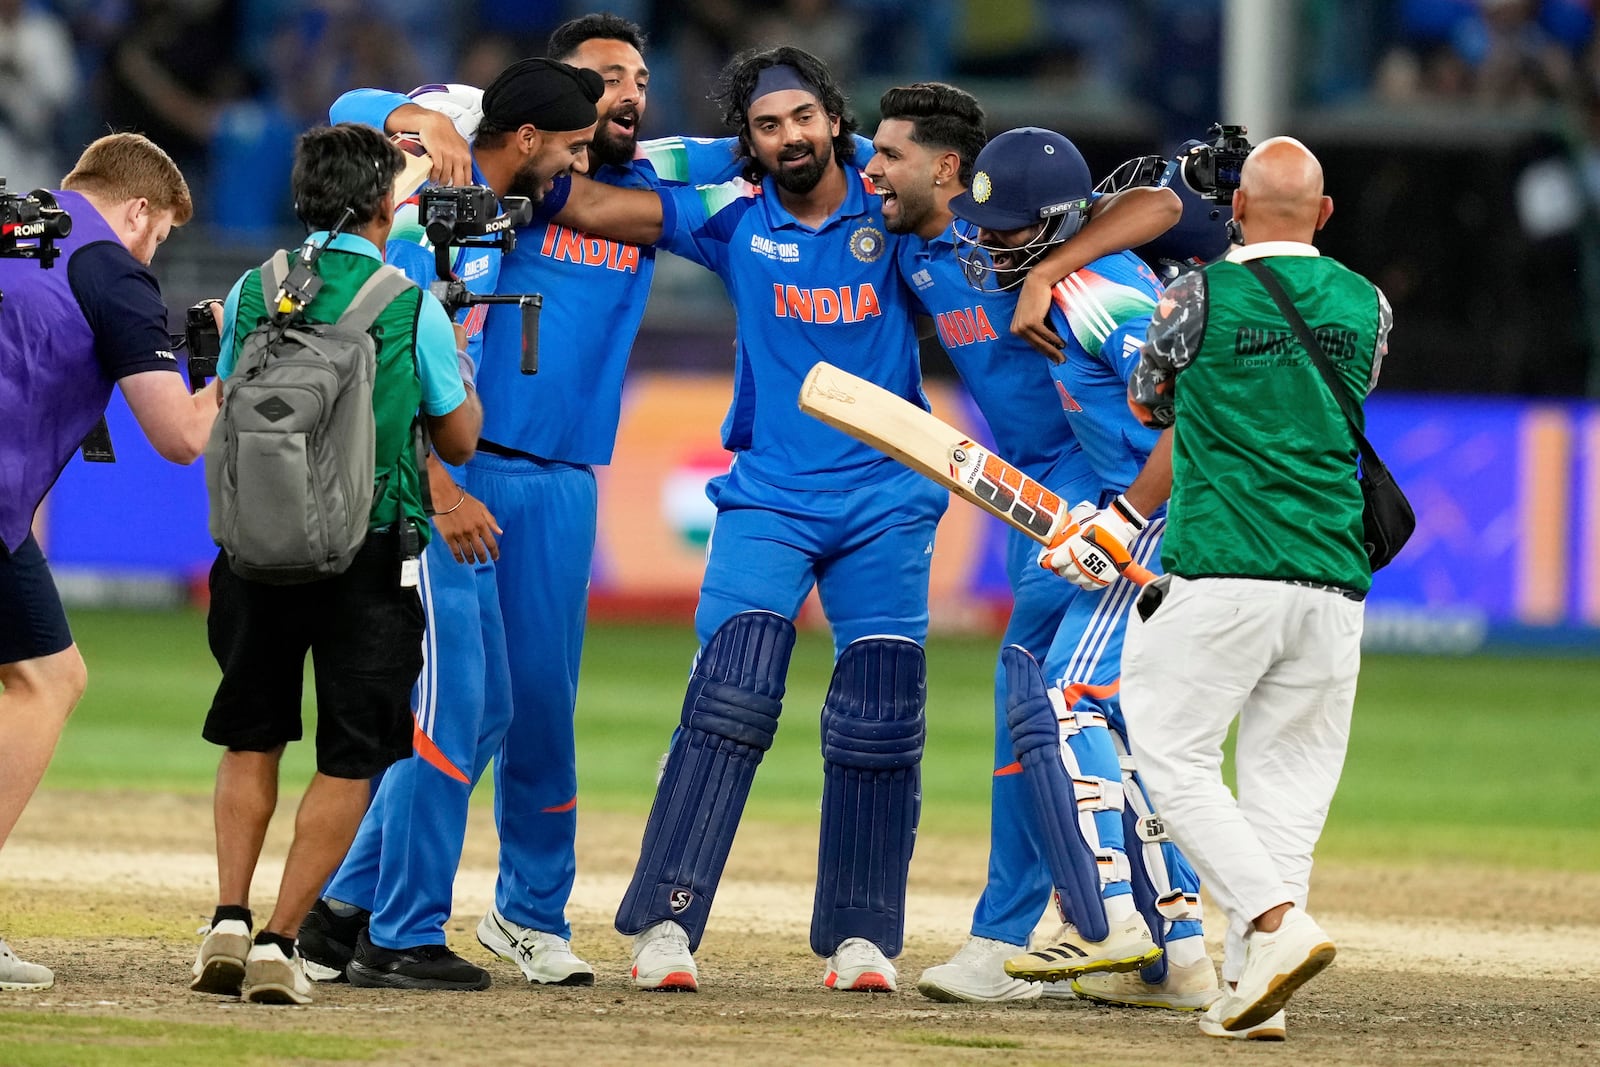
[
  {"xmin": 0, "ymin": 132, "xmax": 214, "ymax": 991},
  {"xmin": 189, "ymin": 122, "xmax": 483, "ymax": 1006},
  {"xmin": 1119, "ymin": 137, "xmax": 1392, "ymax": 1040}
]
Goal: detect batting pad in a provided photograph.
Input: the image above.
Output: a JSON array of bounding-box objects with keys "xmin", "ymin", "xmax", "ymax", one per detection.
[
  {"xmin": 811, "ymin": 637, "xmax": 927, "ymax": 958},
  {"xmin": 615, "ymin": 610, "xmax": 795, "ymax": 950},
  {"xmin": 1002, "ymin": 645, "xmax": 1110, "ymax": 943}
]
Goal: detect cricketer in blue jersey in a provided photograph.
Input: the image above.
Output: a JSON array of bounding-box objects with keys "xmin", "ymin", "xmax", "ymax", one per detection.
[
  {"xmin": 862, "ymin": 88, "xmax": 1212, "ymax": 1009},
  {"xmin": 944, "ymin": 127, "xmax": 1216, "ymax": 1006},
  {"xmin": 306, "ymin": 16, "xmax": 749, "ymax": 990},
  {"xmin": 298, "ymin": 55, "xmax": 610, "ymax": 992},
  {"xmin": 545, "ymin": 46, "xmax": 944, "ymax": 994}
]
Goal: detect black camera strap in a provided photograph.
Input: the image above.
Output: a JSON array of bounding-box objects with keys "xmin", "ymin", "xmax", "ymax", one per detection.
[{"xmin": 1241, "ymin": 259, "xmax": 1389, "ymax": 478}]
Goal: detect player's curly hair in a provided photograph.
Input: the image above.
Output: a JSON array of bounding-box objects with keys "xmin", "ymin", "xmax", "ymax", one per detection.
[
  {"xmin": 547, "ymin": 12, "xmax": 647, "ymax": 60},
  {"xmin": 714, "ymin": 45, "xmax": 858, "ymax": 180},
  {"xmin": 878, "ymin": 83, "xmax": 987, "ymax": 187},
  {"xmin": 291, "ymin": 123, "xmax": 402, "ymax": 232}
]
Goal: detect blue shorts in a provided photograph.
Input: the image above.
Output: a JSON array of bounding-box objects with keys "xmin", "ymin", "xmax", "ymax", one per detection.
[{"xmin": 0, "ymin": 533, "xmax": 73, "ymax": 666}]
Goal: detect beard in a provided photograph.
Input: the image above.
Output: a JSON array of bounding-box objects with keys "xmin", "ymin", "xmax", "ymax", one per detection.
[
  {"xmin": 771, "ymin": 138, "xmax": 833, "ymax": 195},
  {"xmin": 506, "ymin": 161, "xmax": 549, "ymax": 205},
  {"xmin": 881, "ymin": 185, "xmax": 931, "ymax": 234},
  {"xmin": 591, "ymin": 105, "xmax": 640, "ymax": 168}
]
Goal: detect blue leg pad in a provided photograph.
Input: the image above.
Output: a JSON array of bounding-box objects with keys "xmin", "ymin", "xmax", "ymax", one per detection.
[
  {"xmin": 1002, "ymin": 645, "xmax": 1109, "ymax": 943},
  {"xmin": 615, "ymin": 611, "xmax": 795, "ymax": 950},
  {"xmin": 811, "ymin": 637, "xmax": 926, "ymax": 958}
]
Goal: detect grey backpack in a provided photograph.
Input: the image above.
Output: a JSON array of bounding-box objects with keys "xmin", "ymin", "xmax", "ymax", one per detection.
[{"xmin": 205, "ymin": 252, "xmax": 415, "ymax": 584}]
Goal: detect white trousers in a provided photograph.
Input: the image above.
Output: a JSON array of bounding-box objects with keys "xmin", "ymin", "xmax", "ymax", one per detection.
[{"xmin": 1120, "ymin": 575, "xmax": 1363, "ymax": 982}]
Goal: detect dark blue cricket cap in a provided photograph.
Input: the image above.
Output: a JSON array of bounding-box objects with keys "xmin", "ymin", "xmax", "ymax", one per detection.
[{"xmin": 949, "ymin": 126, "xmax": 1093, "ymax": 231}]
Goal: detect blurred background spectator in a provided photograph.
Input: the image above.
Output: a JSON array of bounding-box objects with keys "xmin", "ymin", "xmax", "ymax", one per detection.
[{"xmin": 6, "ymin": 0, "xmax": 1600, "ymax": 396}]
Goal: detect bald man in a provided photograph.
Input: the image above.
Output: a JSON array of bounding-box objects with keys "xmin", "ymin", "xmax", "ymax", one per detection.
[{"xmin": 1116, "ymin": 136, "xmax": 1391, "ymax": 1041}]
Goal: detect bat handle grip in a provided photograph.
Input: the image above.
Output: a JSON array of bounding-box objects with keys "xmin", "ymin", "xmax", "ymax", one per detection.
[{"xmin": 1081, "ymin": 526, "xmax": 1157, "ymax": 587}]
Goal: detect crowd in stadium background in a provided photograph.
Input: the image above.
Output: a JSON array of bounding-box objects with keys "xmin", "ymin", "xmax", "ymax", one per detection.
[{"xmin": 2, "ymin": 1, "xmax": 1596, "ymax": 230}]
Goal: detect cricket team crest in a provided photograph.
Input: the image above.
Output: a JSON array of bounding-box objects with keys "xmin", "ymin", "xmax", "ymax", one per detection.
[
  {"xmin": 972, "ymin": 171, "xmax": 992, "ymax": 203},
  {"xmin": 849, "ymin": 226, "xmax": 885, "ymax": 263}
]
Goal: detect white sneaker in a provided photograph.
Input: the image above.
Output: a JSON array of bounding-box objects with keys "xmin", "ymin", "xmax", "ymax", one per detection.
[
  {"xmin": 476, "ymin": 907, "xmax": 595, "ymax": 986},
  {"xmin": 189, "ymin": 919, "xmax": 251, "ymax": 995},
  {"xmin": 1070, "ymin": 956, "xmax": 1221, "ymax": 1010},
  {"xmin": 0, "ymin": 939, "xmax": 54, "ymax": 991},
  {"xmin": 1215, "ymin": 908, "xmax": 1335, "ymax": 1031},
  {"xmin": 823, "ymin": 937, "xmax": 897, "ymax": 993},
  {"xmin": 631, "ymin": 921, "xmax": 698, "ymax": 992},
  {"xmin": 916, "ymin": 936, "xmax": 1041, "ymax": 1003},
  {"xmin": 1199, "ymin": 1001, "xmax": 1287, "ymax": 1041},
  {"xmin": 1004, "ymin": 914, "xmax": 1161, "ymax": 981},
  {"xmin": 240, "ymin": 942, "xmax": 313, "ymax": 1005}
]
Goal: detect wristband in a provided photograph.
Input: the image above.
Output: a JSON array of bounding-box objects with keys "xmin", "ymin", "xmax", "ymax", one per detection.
[
  {"xmin": 439, "ymin": 491, "xmax": 467, "ymax": 515},
  {"xmin": 457, "ymin": 349, "xmax": 476, "ymax": 388},
  {"xmin": 1108, "ymin": 493, "xmax": 1146, "ymax": 530}
]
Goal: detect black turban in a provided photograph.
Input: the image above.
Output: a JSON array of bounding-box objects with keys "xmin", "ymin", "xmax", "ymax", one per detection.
[{"xmin": 482, "ymin": 58, "xmax": 603, "ymax": 133}]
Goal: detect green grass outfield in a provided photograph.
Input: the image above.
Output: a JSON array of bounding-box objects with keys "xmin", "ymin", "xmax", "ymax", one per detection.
[{"xmin": 41, "ymin": 608, "xmax": 1600, "ymax": 872}]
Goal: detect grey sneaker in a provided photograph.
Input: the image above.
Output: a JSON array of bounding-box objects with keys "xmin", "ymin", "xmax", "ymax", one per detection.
[
  {"xmin": 630, "ymin": 920, "xmax": 698, "ymax": 992},
  {"xmin": 0, "ymin": 939, "xmax": 53, "ymax": 991},
  {"xmin": 916, "ymin": 936, "xmax": 1041, "ymax": 1003},
  {"xmin": 476, "ymin": 907, "xmax": 594, "ymax": 986},
  {"xmin": 189, "ymin": 919, "xmax": 251, "ymax": 995},
  {"xmin": 823, "ymin": 937, "xmax": 897, "ymax": 993},
  {"xmin": 240, "ymin": 942, "xmax": 312, "ymax": 1005}
]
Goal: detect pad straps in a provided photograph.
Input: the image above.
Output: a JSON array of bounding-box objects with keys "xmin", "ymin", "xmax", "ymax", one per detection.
[{"xmin": 1241, "ymin": 259, "xmax": 1391, "ymax": 479}]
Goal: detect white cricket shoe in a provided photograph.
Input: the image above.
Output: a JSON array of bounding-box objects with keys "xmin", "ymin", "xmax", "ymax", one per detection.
[
  {"xmin": 189, "ymin": 919, "xmax": 251, "ymax": 995},
  {"xmin": 916, "ymin": 936, "xmax": 1041, "ymax": 1003},
  {"xmin": 0, "ymin": 939, "xmax": 54, "ymax": 991},
  {"xmin": 1004, "ymin": 914, "xmax": 1161, "ymax": 982},
  {"xmin": 1070, "ymin": 956, "xmax": 1220, "ymax": 1010},
  {"xmin": 824, "ymin": 937, "xmax": 897, "ymax": 993},
  {"xmin": 631, "ymin": 921, "xmax": 698, "ymax": 992},
  {"xmin": 476, "ymin": 907, "xmax": 595, "ymax": 986},
  {"xmin": 240, "ymin": 942, "xmax": 313, "ymax": 1005},
  {"xmin": 1215, "ymin": 908, "xmax": 1334, "ymax": 1031},
  {"xmin": 1199, "ymin": 1002, "xmax": 1287, "ymax": 1041}
]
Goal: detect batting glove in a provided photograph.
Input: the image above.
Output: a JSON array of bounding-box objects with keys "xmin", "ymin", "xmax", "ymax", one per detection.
[{"xmin": 1038, "ymin": 494, "xmax": 1146, "ymax": 590}]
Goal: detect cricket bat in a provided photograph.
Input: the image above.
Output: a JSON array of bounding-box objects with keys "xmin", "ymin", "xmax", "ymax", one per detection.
[
  {"xmin": 798, "ymin": 360, "xmax": 1155, "ymax": 586},
  {"xmin": 391, "ymin": 134, "xmax": 434, "ymax": 208}
]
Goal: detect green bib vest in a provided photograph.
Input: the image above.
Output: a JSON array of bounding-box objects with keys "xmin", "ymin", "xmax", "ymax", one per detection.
[
  {"xmin": 1163, "ymin": 255, "xmax": 1381, "ymax": 592},
  {"xmin": 232, "ymin": 248, "xmax": 429, "ymax": 542}
]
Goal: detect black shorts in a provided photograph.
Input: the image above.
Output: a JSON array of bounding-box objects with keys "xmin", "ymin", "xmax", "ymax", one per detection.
[
  {"xmin": 0, "ymin": 534, "xmax": 74, "ymax": 667},
  {"xmin": 203, "ymin": 531, "xmax": 424, "ymax": 779}
]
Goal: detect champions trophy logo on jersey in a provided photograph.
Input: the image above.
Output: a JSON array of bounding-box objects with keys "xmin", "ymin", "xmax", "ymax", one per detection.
[
  {"xmin": 669, "ymin": 888, "xmax": 694, "ymax": 914},
  {"xmin": 849, "ymin": 226, "xmax": 885, "ymax": 263},
  {"xmin": 972, "ymin": 171, "xmax": 992, "ymax": 203}
]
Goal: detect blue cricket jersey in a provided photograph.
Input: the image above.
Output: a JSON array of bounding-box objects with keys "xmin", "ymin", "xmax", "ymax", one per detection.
[
  {"xmin": 330, "ymin": 87, "xmax": 743, "ymax": 465},
  {"xmin": 1044, "ymin": 250, "xmax": 1164, "ymax": 495},
  {"xmin": 899, "ymin": 220, "xmax": 1092, "ymax": 493},
  {"xmin": 656, "ymin": 167, "xmax": 926, "ymax": 489}
]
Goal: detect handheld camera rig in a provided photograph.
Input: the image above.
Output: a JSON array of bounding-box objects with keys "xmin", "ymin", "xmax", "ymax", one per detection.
[
  {"xmin": 419, "ymin": 185, "xmax": 543, "ymax": 374},
  {"xmin": 1, "ymin": 178, "xmax": 74, "ymax": 314}
]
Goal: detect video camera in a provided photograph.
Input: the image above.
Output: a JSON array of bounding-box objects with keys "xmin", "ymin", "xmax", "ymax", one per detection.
[
  {"xmin": 1094, "ymin": 124, "xmax": 1253, "ymax": 280},
  {"xmin": 1176, "ymin": 123, "xmax": 1252, "ymax": 203},
  {"xmin": 0, "ymin": 179, "xmax": 72, "ymax": 269},
  {"xmin": 420, "ymin": 185, "xmax": 544, "ymax": 375}
]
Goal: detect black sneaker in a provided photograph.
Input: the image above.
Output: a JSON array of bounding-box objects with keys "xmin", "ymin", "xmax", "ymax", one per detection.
[
  {"xmin": 346, "ymin": 930, "xmax": 492, "ymax": 991},
  {"xmin": 296, "ymin": 899, "xmax": 369, "ymax": 983}
]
